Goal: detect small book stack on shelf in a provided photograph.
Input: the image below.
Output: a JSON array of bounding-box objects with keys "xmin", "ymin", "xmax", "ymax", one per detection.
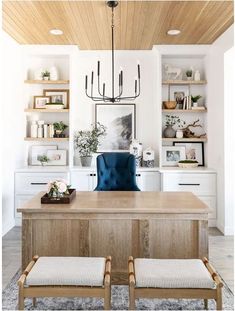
[{"xmin": 182, "ymin": 96, "xmax": 206, "ymax": 111}]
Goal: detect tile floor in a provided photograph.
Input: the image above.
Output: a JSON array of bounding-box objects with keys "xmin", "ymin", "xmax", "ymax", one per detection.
[{"xmin": 2, "ymin": 226, "xmax": 234, "ymax": 293}]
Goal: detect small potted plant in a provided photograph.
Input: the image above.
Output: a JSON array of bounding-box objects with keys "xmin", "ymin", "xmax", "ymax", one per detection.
[
  {"xmin": 41, "ymin": 70, "xmax": 50, "ymax": 81},
  {"xmin": 74, "ymin": 122, "xmax": 106, "ymax": 167},
  {"xmin": 53, "ymin": 121, "xmax": 68, "ymax": 137},
  {"xmin": 164, "ymin": 115, "xmax": 185, "ymax": 138},
  {"xmin": 175, "ymin": 118, "xmax": 186, "ymax": 138},
  {"xmin": 191, "ymin": 95, "xmax": 202, "ymax": 107},
  {"xmin": 47, "ymin": 179, "xmax": 70, "ymax": 198},
  {"xmin": 178, "ymin": 160, "xmax": 199, "ymax": 168},
  {"xmin": 37, "ymin": 155, "xmax": 49, "ymax": 166},
  {"xmin": 186, "ymin": 69, "xmax": 193, "ymax": 80}
]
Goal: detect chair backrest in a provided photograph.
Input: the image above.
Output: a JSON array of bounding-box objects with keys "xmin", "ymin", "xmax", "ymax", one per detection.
[{"xmin": 94, "ymin": 152, "xmax": 140, "ymax": 191}]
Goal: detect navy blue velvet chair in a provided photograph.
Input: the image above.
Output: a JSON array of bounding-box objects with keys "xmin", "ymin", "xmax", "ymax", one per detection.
[{"xmin": 94, "ymin": 152, "xmax": 140, "ymax": 191}]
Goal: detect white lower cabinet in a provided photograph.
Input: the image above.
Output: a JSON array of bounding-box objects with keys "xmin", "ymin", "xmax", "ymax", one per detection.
[
  {"xmin": 161, "ymin": 172, "xmax": 217, "ymax": 227},
  {"xmin": 70, "ymin": 170, "xmax": 160, "ymax": 191}
]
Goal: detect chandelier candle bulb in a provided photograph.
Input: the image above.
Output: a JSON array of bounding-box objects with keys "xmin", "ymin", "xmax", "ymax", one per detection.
[
  {"xmin": 85, "ymin": 75, "xmax": 88, "ymax": 89},
  {"xmin": 138, "ymin": 64, "xmax": 140, "ymax": 79},
  {"xmin": 135, "ymin": 80, "xmax": 137, "ymax": 93},
  {"xmin": 103, "ymin": 83, "xmax": 105, "ymax": 96},
  {"xmin": 91, "ymin": 71, "xmax": 94, "ymax": 84},
  {"xmin": 97, "ymin": 61, "xmax": 100, "ymax": 76}
]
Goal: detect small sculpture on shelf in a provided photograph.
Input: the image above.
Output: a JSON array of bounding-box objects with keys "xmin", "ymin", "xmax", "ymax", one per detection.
[
  {"xmin": 143, "ymin": 147, "xmax": 155, "ymax": 168},
  {"xmin": 194, "ymin": 70, "xmax": 201, "ymax": 81},
  {"xmin": 164, "ymin": 64, "xmax": 182, "ymax": 80},
  {"xmin": 130, "ymin": 139, "xmax": 143, "ymax": 167},
  {"xmin": 182, "ymin": 119, "xmax": 206, "ymax": 138}
]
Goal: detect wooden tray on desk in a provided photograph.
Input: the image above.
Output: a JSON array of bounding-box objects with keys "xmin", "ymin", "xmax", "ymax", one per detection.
[{"xmin": 41, "ymin": 189, "xmax": 76, "ymax": 204}]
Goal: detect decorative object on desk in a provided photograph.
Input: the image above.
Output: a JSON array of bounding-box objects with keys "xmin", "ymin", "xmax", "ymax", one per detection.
[
  {"xmin": 53, "ymin": 121, "xmax": 68, "ymax": 138},
  {"xmin": 34, "ymin": 96, "xmax": 51, "ymax": 109},
  {"xmin": 191, "ymin": 95, "xmax": 202, "ymax": 108},
  {"xmin": 95, "ymin": 103, "xmax": 136, "ymax": 152},
  {"xmin": 37, "ymin": 155, "xmax": 49, "ymax": 166},
  {"xmin": 45, "ymin": 102, "xmax": 64, "ymax": 110},
  {"xmin": 46, "ymin": 149, "xmax": 67, "ymax": 166},
  {"xmin": 49, "ymin": 65, "xmax": 59, "ymax": 80},
  {"xmin": 186, "ymin": 69, "xmax": 193, "ymax": 80},
  {"xmin": 163, "ymin": 100, "xmax": 177, "ymax": 109},
  {"xmin": 174, "ymin": 91, "xmax": 185, "ymax": 109},
  {"xmin": 130, "ymin": 139, "xmax": 143, "ymax": 167},
  {"xmin": 178, "ymin": 160, "xmax": 199, "ymax": 168},
  {"xmin": 41, "ymin": 179, "xmax": 75, "ymax": 203},
  {"xmin": 41, "ymin": 70, "xmax": 50, "ymax": 80},
  {"xmin": 173, "ymin": 141, "xmax": 204, "ymax": 166},
  {"xmin": 43, "ymin": 89, "xmax": 69, "ymax": 108},
  {"xmin": 74, "ymin": 122, "xmax": 106, "ymax": 167},
  {"xmin": 182, "ymin": 119, "xmax": 206, "ymax": 138},
  {"xmin": 31, "ymin": 145, "xmax": 57, "ymax": 165},
  {"xmin": 194, "ymin": 70, "xmax": 201, "ymax": 81},
  {"xmin": 162, "ymin": 146, "xmax": 186, "ymax": 167},
  {"xmin": 143, "ymin": 147, "xmax": 155, "ymax": 168},
  {"xmin": 164, "ymin": 115, "xmax": 185, "ymax": 138},
  {"xmin": 85, "ymin": 1, "xmax": 140, "ymax": 103},
  {"xmin": 30, "ymin": 120, "xmax": 38, "ymax": 138},
  {"xmin": 164, "ymin": 64, "xmax": 182, "ymax": 80}
]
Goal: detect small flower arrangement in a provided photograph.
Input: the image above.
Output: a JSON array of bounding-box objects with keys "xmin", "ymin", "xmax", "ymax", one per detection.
[
  {"xmin": 47, "ymin": 179, "xmax": 70, "ymax": 198},
  {"xmin": 165, "ymin": 115, "xmax": 186, "ymax": 128}
]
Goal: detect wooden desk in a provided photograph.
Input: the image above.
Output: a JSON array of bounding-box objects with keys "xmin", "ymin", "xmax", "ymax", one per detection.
[{"xmin": 18, "ymin": 191, "xmax": 209, "ymax": 284}]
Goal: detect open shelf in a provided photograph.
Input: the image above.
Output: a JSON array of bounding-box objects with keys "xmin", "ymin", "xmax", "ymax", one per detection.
[
  {"xmin": 162, "ymin": 137, "xmax": 207, "ymax": 142},
  {"xmin": 24, "ymin": 80, "xmax": 69, "ymax": 84},
  {"xmin": 162, "ymin": 80, "xmax": 207, "ymax": 85},
  {"xmin": 162, "ymin": 109, "xmax": 207, "ymax": 113},
  {"xmin": 24, "ymin": 137, "xmax": 69, "ymax": 142},
  {"xmin": 24, "ymin": 108, "xmax": 69, "ymax": 113}
]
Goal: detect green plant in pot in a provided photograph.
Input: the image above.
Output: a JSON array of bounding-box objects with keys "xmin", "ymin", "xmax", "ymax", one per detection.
[
  {"xmin": 41, "ymin": 70, "xmax": 50, "ymax": 80},
  {"xmin": 74, "ymin": 122, "xmax": 106, "ymax": 167},
  {"xmin": 37, "ymin": 155, "xmax": 49, "ymax": 166},
  {"xmin": 164, "ymin": 115, "xmax": 184, "ymax": 138},
  {"xmin": 191, "ymin": 95, "xmax": 202, "ymax": 107},
  {"xmin": 53, "ymin": 121, "xmax": 68, "ymax": 137},
  {"xmin": 186, "ymin": 69, "xmax": 193, "ymax": 80}
]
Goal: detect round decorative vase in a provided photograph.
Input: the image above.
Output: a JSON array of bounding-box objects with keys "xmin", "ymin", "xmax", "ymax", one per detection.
[
  {"xmin": 80, "ymin": 156, "xmax": 92, "ymax": 167},
  {"xmin": 43, "ymin": 76, "xmax": 50, "ymax": 81},
  {"xmin": 194, "ymin": 70, "xmax": 201, "ymax": 81},
  {"xmin": 130, "ymin": 139, "xmax": 143, "ymax": 167},
  {"xmin": 176, "ymin": 129, "xmax": 183, "ymax": 139},
  {"xmin": 193, "ymin": 102, "xmax": 198, "ymax": 108},
  {"xmin": 163, "ymin": 125, "xmax": 176, "ymax": 138},
  {"xmin": 50, "ymin": 65, "xmax": 59, "ymax": 80}
]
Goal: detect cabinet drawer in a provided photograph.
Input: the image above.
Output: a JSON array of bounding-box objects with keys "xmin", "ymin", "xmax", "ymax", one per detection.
[
  {"xmin": 162, "ymin": 173, "xmax": 216, "ymax": 196},
  {"xmin": 15, "ymin": 172, "xmax": 69, "ymax": 194}
]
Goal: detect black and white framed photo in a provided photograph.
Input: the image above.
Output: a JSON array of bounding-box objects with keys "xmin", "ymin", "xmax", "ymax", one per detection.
[
  {"xmin": 95, "ymin": 103, "xmax": 136, "ymax": 152},
  {"xmin": 162, "ymin": 146, "xmax": 186, "ymax": 166},
  {"xmin": 174, "ymin": 92, "xmax": 185, "ymax": 109},
  {"xmin": 173, "ymin": 142, "xmax": 204, "ymax": 166}
]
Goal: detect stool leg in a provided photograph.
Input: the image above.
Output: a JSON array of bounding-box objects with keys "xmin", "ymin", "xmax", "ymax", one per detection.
[
  {"xmin": 216, "ymin": 287, "xmax": 222, "ymax": 310},
  {"xmin": 33, "ymin": 297, "xmax": 36, "ymax": 307},
  {"xmin": 104, "ymin": 284, "xmax": 111, "ymax": 310},
  {"xmin": 204, "ymin": 299, "xmax": 208, "ymax": 310},
  {"xmin": 18, "ymin": 290, "xmax": 24, "ymax": 310},
  {"xmin": 129, "ymin": 284, "xmax": 135, "ymax": 310}
]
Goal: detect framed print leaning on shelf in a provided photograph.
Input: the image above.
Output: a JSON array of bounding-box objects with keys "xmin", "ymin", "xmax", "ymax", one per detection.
[
  {"xmin": 34, "ymin": 96, "xmax": 51, "ymax": 109},
  {"xmin": 31, "ymin": 145, "xmax": 57, "ymax": 165},
  {"xmin": 43, "ymin": 89, "xmax": 69, "ymax": 108},
  {"xmin": 47, "ymin": 149, "xmax": 67, "ymax": 166},
  {"xmin": 173, "ymin": 141, "xmax": 204, "ymax": 166},
  {"xmin": 162, "ymin": 146, "xmax": 186, "ymax": 166},
  {"xmin": 95, "ymin": 103, "xmax": 136, "ymax": 152}
]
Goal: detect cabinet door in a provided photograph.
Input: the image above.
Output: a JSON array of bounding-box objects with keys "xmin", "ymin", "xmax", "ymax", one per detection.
[
  {"xmin": 136, "ymin": 172, "xmax": 161, "ymax": 191},
  {"xmin": 70, "ymin": 171, "xmax": 95, "ymax": 191}
]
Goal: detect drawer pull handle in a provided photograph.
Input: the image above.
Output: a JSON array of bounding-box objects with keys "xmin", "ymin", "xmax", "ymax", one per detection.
[
  {"xmin": 136, "ymin": 174, "xmax": 141, "ymax": 177},
  {"xmin": 30, "ymin": 182, "xmax": 47, "ymax": 185},
  {"xmin": 89, "ymin": 174, "xmax": 96, "ymax": 177},
  {"xmin": 178, "ymin": 183, "xmax": 200, "ymax": 186}
]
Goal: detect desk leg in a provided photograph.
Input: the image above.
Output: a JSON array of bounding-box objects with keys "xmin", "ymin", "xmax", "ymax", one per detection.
[{"xmin": 198, "ymin": 220, "xmax": 208, "ymax": 259}]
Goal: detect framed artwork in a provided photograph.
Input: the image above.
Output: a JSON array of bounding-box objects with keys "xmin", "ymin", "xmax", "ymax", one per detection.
[
  {"xmin": 43, "ymin": 89, "xmax": 69, "ymax": 108},
  {"xmin": 162, "ymin": 146, "xmax": 186, "ymax": 166},
  {"xmin": 174, "ymin": 92, "xmax": 185, "ymax": 108},
  {"xmin": 31, "ymin": 145, "xmax": 57, "ymax": 165},
  {"xmin": 34, "ymin": 96, "xmax": 51, "ymax": 109},
  {"xmin": 46, "ymin": 149, "xmax": 67, "ymax": 166},
  {"xmin": 95, "ymin": 103, "xmax": 136, "ymax": 152},
  {"xmin": 173, "ymin": 142, "xmax": 204, "ymax": 166}
]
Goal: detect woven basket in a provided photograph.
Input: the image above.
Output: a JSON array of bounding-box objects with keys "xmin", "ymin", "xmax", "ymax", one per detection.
[{"xmin": 163, "ymin": 101, "xmax": 177, "ymax": 109}]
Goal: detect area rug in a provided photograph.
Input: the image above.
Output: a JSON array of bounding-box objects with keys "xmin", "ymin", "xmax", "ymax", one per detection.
[{"xmin": 2, "ymin": 270, "xmax": 234, "ymax": 310}]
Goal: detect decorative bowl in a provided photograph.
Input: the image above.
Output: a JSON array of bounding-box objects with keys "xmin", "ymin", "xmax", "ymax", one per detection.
[
  {"xmin": 178, "ymin": 162, "xmax": 199, "ymax": 168},
  {"xmin": 163, "ymin": 101, "xmax": 177, "ymax": 109}
]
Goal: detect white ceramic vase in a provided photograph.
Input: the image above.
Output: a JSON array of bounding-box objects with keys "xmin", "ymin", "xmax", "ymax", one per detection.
[{"xmin": 49, "ymin": 66, "xmax": 59, "ymax": 80}]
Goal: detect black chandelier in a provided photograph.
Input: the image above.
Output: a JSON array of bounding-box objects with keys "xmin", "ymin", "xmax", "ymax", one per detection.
[{"xmin": 85, "ymin": 0, "xmax": 141, "ymax": 103}]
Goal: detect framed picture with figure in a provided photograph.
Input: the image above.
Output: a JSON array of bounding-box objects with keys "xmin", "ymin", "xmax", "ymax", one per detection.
[
  {"xmin": 173, "ymin": 142, "xmax": 204, "ymax": 166},
  {"xmin": 95, "ymin": 103, "xmax": 136, "ymax": 152},
  {"xmin": 162, "ymin": 146, "xmax": 186, "ymax": 166}
]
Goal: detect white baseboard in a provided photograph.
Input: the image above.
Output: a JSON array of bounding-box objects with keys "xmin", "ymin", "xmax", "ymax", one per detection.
[
  {"xmin": 2, "ymin": 220, "xmax": 15, "ymax": 237},
  {"xmin": 216, "ymin": 221, "xmax": 234, "ymax": 236}
]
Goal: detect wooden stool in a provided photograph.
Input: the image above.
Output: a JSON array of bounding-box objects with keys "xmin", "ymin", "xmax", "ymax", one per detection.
[
  {"xmin": 18, "ymin": 255, "xmax": 111, "ymax": 310},
  {"xmin": 128, "ymin": 257, "xmax": 223, "ymax": 310}
]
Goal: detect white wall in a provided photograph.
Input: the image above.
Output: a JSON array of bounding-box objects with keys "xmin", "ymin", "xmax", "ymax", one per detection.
[
  {"xmin": 207, "ymin": 25, "xmax": 234, "ymax": 235},
  {"xmin": 71, "ymin": 50, "xmax": 159, "ymax": 165},
  {"xmin": 2, "ymin": 31, "xmax": 22, "ymax": 236}
]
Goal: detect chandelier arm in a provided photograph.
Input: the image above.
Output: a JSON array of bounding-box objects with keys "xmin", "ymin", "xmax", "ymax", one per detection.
[{"xmin": 85, "ymin": 89, "xmax": 108, "ymax": 101}]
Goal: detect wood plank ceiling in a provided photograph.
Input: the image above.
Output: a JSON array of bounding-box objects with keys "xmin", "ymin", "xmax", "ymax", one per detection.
[{"xmin": 2, "ymin": 1, "xmax": 234, "ymax": 50}]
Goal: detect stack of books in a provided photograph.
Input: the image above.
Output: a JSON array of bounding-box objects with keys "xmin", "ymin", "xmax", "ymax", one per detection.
[{"xmin": 182, "ymin": 96, "xmax": 206, "ymax": 110}]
